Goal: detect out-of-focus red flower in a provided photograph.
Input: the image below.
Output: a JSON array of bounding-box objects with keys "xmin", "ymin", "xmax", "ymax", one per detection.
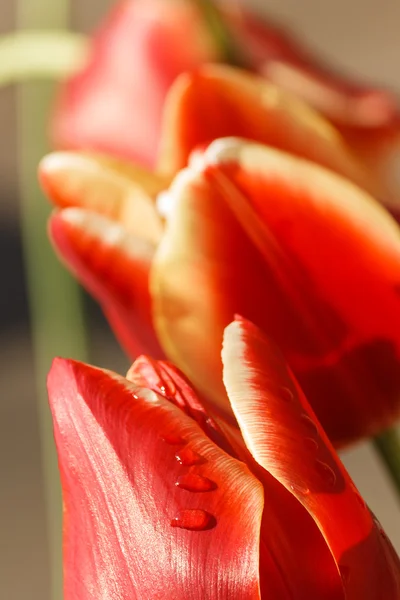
[
  {"xmin": 52, "ymin": 0, "xmax": 220, "ymax": 166},
  {"xmin": 52, "ymin": 0, "xmax": 400, "ymax": 194},
  {"xmin": 47, "ymin": 317, "xmax": 400, "ymax": 599}
]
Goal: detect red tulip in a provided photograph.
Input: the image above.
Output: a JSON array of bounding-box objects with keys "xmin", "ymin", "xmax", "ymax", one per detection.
[
  {"xmin": 52, "ymin": 0, "xmax": 400, "ymax": 183},
  {"xmin": 47, "ymin": 317, "xmax": 400, "ymax": 599},
  {"xmin": 40, "ymin": 119, "xmax": 400, "ymax": 446},
  {"xmin": 152, "ymin": 137, "xmax": 400, "ymax": 446}
]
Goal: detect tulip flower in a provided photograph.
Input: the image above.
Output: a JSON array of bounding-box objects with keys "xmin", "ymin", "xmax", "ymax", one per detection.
[
  {"xmin": 47, "ymin": 317, "xmax": 400, "ymax": 599},
  {"xmin": 39, "ymin": 65, "xmax": 400, "ymax": 444},
  {"xmin": 52, "ymin": 0, "xmax": 400, "ymax": 186}
]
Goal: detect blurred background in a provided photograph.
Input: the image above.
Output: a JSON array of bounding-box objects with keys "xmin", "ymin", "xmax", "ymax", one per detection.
[{"xmin": 1, "ymin": 1, "xmax": 400, "ymax": 598}]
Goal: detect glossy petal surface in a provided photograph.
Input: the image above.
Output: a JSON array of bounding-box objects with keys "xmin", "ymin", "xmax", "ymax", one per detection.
[
  {"xmin": 48, "ymin": 358, "xmax": 266, "ymax": 599},
  {"xmin": 222, "ymin": 317, "xmax": 400, "ymax": 599},
  {"xmin": 52, "ymin": 0, "xmax": 218, "ymax": 166},
  {"xmin": 49, "ymin": 208, "xmax": 163, "ymax": 358},
  {"xmin": 40, "ymin": 151, "xmax": 165, "ymax": 245},
  {"xmin": 153, "ymin": 138, "xmax": 400, "ymax": 444}
]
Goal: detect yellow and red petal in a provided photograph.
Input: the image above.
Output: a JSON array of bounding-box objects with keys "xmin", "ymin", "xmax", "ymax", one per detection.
[
  {"xmin": 47, "ymin": 358, "xmax": 265, "ymax": 599},
  {"xmin": 39, "ymin": 151, "xmax": 165, "ymax": 245},
  {"xmin": 222, "ymin": 317, "xmax": 400, "ymax": 599},
  {"xmin": 51, "ymin": 0, "xmax": 218, "ymax": 166},
  {"xmin": 158, "ymin": 64, "xmax": 376, "ymax": 198},
  {"xmin": 152, "ymin": 138, "xmax": 400, "ymax": 445},
  {"xmin": 49, "ymin": 208, "xmax": 163, "ymax": 358}
]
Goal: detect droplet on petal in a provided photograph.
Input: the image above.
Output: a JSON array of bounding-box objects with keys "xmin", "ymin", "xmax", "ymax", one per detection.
[
  {"xmin": 175, "ymin": 473, "xmax": 217, "ymax": 492},
  {"xmin": 175, "ymin": 447, "xmax": 203, "ymax": 466},
  {"xmin": 315, "ymin": 460, "xmax": 337, "ymax": 488},
  {"xmin": 301, "ymin": 414, "xmax": 319, "ymax": 437},
  {"xmin": 270, "ymin": 384, "xmax": 294, "ymax": 402},
  {"xmin": 289, "ymin": 482, "xmax": 310, "ymax": 495},
  {"xmin": 304, "ymin": 437, "xmax": 319, "ymax": 452},
  {"xmin": 161, "ymin": 433, "xmax": 186, "ymax": 445},
  {"xmin": 170, "ymin": 509, "xmax": 216, "ymax": 531}
]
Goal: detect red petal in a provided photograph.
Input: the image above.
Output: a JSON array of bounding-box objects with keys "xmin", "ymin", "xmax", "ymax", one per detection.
[
  {"xmin": 49, "ymin": 208, "xmax": 163, "ymax": 358},
  {"xmin": 204, "ymin": 139, "xmax": 400, "ymax": 444},
  {"xmin": 52, "ymin": 0, "xmax": 218, "ymax": 166},
  {"xmin": 159, "ymin": 65, "xmax": 372, "ymax": 196},
  {"xmin": 48, "ymin": 358, "xmax": 266, "ymax": 599},
  {"xmin": 224, "ymin": 7, "xmax": 397, "ymax": 128},
  {"xmin": 127, "ymin": 355, "xmax": 344, "ymax": 599},
  {"xmin": 39, "ymin": 151, "xmax": 165, "ymax": 245},
  {"xmin": 153, "ymin": 139, "xmax": 400, "ymax": 445},
  {"xmin": 222, "ymin": 317, "xmax": 400, "ymax": 599}
]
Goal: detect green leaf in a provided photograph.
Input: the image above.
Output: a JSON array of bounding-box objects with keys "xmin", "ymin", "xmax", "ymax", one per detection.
[{"xmin": 0, "ymin": 30, "xmax": 89, "ymax": 86}]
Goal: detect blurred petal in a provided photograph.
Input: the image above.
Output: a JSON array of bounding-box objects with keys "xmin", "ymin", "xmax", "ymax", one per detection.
[
  {"xmin": 159, "ymin": 65, "xmax": 374, "ymax": 198},
  {"xmin": 153, "ymin": 139, "xmax": 400, "ymax": 444},
  {"xmin": 40, "ymin": 151, "xmax": 165, "ymax": 245},
  {"xmin": 222, "ymin": 317, "xmax": 400, "ymax": 599},
  {"xmin": 52, "ymin": 0, "xmax": 218, "ymax": 166},
  {"xmin": 48, "ymin": 358, "xmax": 266, "ymax": 600},
  {"xmin": 222, "ymin": 7, "xmax": 398, "ymax": 128},
  {"xmin": 339, "ymin": 122, "xmax": 400, "ymax": 213},
  {"xmin": 49, "ymin": 208, "xmax": 163, "ymax": 358}
]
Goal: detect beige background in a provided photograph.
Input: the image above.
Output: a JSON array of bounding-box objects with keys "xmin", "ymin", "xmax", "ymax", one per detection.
[{"xmin": 1, "ymin": 1, "xmax": 400, "ymax": 599}]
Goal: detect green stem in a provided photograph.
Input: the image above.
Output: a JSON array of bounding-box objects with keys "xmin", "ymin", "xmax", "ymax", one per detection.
[
  {"xmin": 195, "ymin": 0, "xmax": 246, "ymax": 67},
  {"xmin": 16, "ymin": 3, "xmax": 88, "ymax": 600},
  {"xmin": 374, "ymin": 428, "xmax": 400, "ymax": 497}
]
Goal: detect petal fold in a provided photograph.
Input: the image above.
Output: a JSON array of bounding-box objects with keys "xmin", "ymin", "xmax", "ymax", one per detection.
[
  {"xmin": 40, "ymin": 151, "xmax": 165, "ymax": 245},
  {"xmin": 222, "ymin": 317, "xmax": 400, "ymax": 600}
]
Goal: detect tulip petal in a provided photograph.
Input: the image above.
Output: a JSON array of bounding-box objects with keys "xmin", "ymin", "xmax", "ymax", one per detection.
[
  {"xmin": 40, "ymin": 151, "xmax": 165, "ymax": 245},
  {"xmin": 222, "ymin": 317, "xmax": 400, "ymax": 599},
  {"xmin": 49, "ymin": 208, "xmax": 163, "ymax": 358},
  {"xmin": 51, "ymin": 0, "xmax": 218, "ymax": 166},
  {"xmin": 48, "ymin": 357, "xmax": 266, "ymax": 599},
  {"xmin": 153, "ymin": 138, "xmax": 400, "ymax": 444},
  {"xmin": 158, "ymin": 64, "xmax": 376, "ymax": 197},
  {"xmin": 127, "ymin": 355, "xmax": 344, "ymax": 599}
]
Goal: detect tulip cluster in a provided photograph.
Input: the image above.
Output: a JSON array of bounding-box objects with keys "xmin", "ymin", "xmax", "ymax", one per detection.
[{"xmin": 41, "ymin": 1, "xmax": 400, "ymax": 597}]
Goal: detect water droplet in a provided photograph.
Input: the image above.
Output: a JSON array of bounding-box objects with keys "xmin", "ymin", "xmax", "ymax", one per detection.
[
  {"xmin": 301, "ymin": 414, "xmax": 319, "ymax": 437},
  {"xmin": 315, "ymin": 460, "xmax": 337, "ymax": 488},
  {"xmin": 175, "ymin": 473, "xmax": 217, "ymax": 492},
  {"xmin": 304, "ymin": 437, "xmax": 319, "ymax": 452},
  {"xmin": 161, "ymin": 433, "xmax": 185, "ymax": 445},
  {"xmin": 170, "ymin": 509, "xmax": 216, "ymax": 531},
  {"xmin": 339, "ymin": 565, "xmax": 350, "ymax": 584},
  {"xmin": 159, "ymin": 377, "xmax": 176, "ymax": 398},
  {"xmin": 274, "ymin": 385, "xmax": 294, "ymax": 402},
  {"xmin": 175, "ymin": 447, "xmax": 203, "ymax": 466},
  {"xmin": 289, "ymin": 481, "xmax": 310, "ymax": 495}
]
